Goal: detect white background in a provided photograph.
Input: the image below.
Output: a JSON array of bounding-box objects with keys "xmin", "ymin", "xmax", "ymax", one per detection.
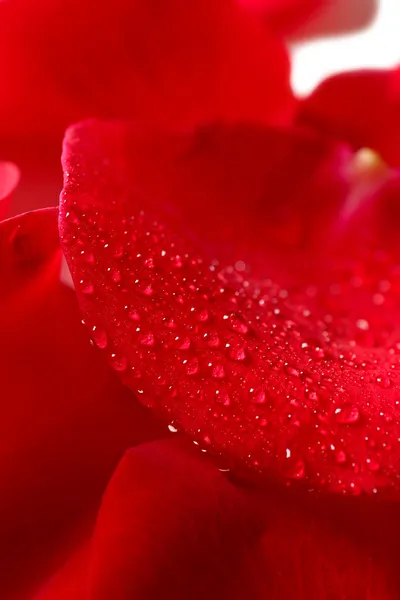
[{"xmin": 291, "ymin": 0, "xmax": 400, "ymax": 96}]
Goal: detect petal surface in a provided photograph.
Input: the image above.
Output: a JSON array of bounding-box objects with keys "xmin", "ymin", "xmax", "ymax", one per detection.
[
  {"xmin": 0, "ymin": 161, "xmax": 20, "ymax": 220},
  {"xmin": 35, "ymin": 439, "xmax": 400, "ymax": 600},
  {"xmin": 0, "ymin": 209, "xmax": 165, "ymax": 598},
  {"xmin": 0, "ymin": 0, "xmax": 292, "ymax": 137},
  {"xmin": 60, "ymin": 119, "xmax": 400, "ymax": 498}
]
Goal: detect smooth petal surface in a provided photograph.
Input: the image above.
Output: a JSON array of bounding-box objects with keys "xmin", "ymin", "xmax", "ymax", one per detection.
[
  {"xmin": 36, "ymin": 439, "xmax": 400, "ymax": 600},
  {"xmin": 239, "ymin": 0, "xmax": 377, "ymax": 37},
  {"xmin": 239, "ymin": 0, "xmax": 326, "ymax": 34},
  {"xmin": 298, "ymin": 69, "xmax": 400, "ymax": 165},
  {"xmin": 60, "ymin": 119, "xmax": 400, "ymax": 498},
  {"xmin": 0, "ymin": 161, "xmax": 20, "ymax": 220},
  {"xmin": 0, "ymin": 209, "xmax": 165, "ymax": 598},
  {"xmin": 0, "ymin": 0, "xmax": 292, "ymax": 138}
]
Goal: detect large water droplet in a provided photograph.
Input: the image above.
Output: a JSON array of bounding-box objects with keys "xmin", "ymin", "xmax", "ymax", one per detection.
[
  {"xmin": 229, "ymin": 346, "xmax": 247, "ymax": 362},
  {"xmin": 335, "ymin": 405, "xmax": 360, "ymax": 424},
  {"xmin": 80, "ymin": 280, "xmax": 94, "ymax": 295},
  {"xmin": 249, "ymin": 387, "xmax": 266, "ymax": 404},
  {"xmin": 91, "ymin": 326, "xmax": 108, "ymax": 349}
]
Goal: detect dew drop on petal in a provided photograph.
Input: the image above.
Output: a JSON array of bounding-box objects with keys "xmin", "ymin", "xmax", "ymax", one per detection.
[
  {"xmin": 212, "ymin": 364, "xmax": 226, "ymax": 379},
  {"xmin": 110, "ymin": 353, "xmax": 128, "ymax": 372},
  {"xmin": 335, "ymin": 405, "xmax": 360, "ymax": 424},
  {"xmin": 140, "ymin": 332, "xmax": 155, "ymax": 347},
  {"xmin": 186, "ymin": 358, "xmax": 199, "ymax": 376},
  {"xmin": 80, "ymin": 281, "xmax": 94, "ymax": 295},
  {"xmin": 91, "ymin": 326, "xmax": 108, "ymax": 349}
]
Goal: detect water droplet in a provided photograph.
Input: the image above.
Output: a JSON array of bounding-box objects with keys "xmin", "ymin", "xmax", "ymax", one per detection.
[
  {"xmin": 186, "ymin": 358, "xmax": 199, "ymax": 376},
  {"xmin": 250, "ymin": 387, "xmax": 266, "ymax": 404},
  {"xmin": 111, "ymin": 269, "xmax": 122, "ymax": 283},
  {"xmin": 206, "ymin": 332, "xmax": 220, "ymax": 347},
  {"xmin": 335, "ymin": 450, "xmax": 347, "ymax": 464},
  {"xmin": 176, "ymin": 336, "xmax": 191, "ymax": 350},
  {"xmin": 335, "ymin": 405, "xmax": 360, "ymax": 424},
  {"xmin": 366, "ymin": 457, "xmax": 380, "ymax": 471},
  {"xmin": 171, "ymin": 255, "xmax": 183, "ymax": 268},
  {"xmin": 110, "ymin": 353, "xmax": 128, "ymax": 372},
  {"xmin": 229, "ymin": 346, "xmax": 247, "ymax": 361},
  {"xmin": 212, "ymin": 364, "xmax": 226, "ymax": 379},
  {"xmin": 168, "ymin": 424, "xmax": 179, "ymax": 433},
  {"xmin": 141, "ymin": 283, "xmax": 154, "ymax": 296},
  {"xmin": 216, "ymin": 389, "xmax": 231, "ymax": 406},
  {"xmin": 84, "ymin": 252, "xmax": 95, "ymax": 264},
  {"xmin": 140, "ymin": 332, "xmax": 155, "ymax": 347},
  {"xmin": 197, "ymin": 309, "xmax": 209, "ymax": 322},
  {"xmin": 128, "ymin": 309, "xmax": 140, "ymax": 321},
  {"xmin": 80, "ymin": 281, "xmax": 94, "ymax": 295},
  {"xmin": 91, "ymin": 326, "xmax": 108, "ymax": 349},
  {"xmin": 229, "ymin": 315, "xmax": 249, "ymax": 335}
]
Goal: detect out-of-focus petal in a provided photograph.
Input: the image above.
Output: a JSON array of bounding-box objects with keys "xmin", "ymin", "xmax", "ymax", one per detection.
[
  {"xmin": 0, "ymin": 0, "xmax": 292, "ymax": 138},
  {"xmin": 0, "ymin": 161, "xmax": 20, "ymax": 220},
  {"xmin": 239, "ymin": 0, "xmax": 377, "ymax": 37},
  {"xmin": 0, "ymin": 209, "xmax": 166, "ymax": 598},
  {"xmin": 88, "ymin": 438, "xmax": 264, "ymax": 599},
  {"xmin": 298, "ymin": 69, "xmax": 400, "ymax": 165},
  {"xmin": 34, "ymin": 439, "xmax": 400, "ymax": 599}
]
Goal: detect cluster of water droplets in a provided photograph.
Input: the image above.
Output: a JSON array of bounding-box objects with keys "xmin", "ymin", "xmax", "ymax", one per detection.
[{"xmin": 61, "ymin": 189, "xmax": 400, "ymax": 497}]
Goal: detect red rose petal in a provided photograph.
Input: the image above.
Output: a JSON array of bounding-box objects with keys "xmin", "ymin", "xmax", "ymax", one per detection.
[
  {"xmin": 0, "ymin": 161, "xmax": 20, "ymax": 220},
  {"xmin": 33, "ymin": 547, "xmax": 88, "ymax": 600},
  {"xmin": 239, "ymin": 0, "xmax": 377, "ymax": 37},
  {"xmin": 60, "ymin": 119, "xmax": 400, "ymax": 498},
  {"xmin": 37, "ymin": 439, "xmax": 400, "ymax": 599},
  {"xmin": 0, "ymin": 209, "xmax": 165, "ymax": 598},
  {"xmin": 239, "ymin": 0, "xmax": 326, "ymax": 34},
  {"xmin": 0, "ymin": 0, "xmax": 292, "ymax": 138},
  {"xmin": 88, "ymin": 438, "xmax": 264, "ymax": 600},
  {"xmin": 298, "ymin": 69, "xmax": 400, "ymax": 166}
]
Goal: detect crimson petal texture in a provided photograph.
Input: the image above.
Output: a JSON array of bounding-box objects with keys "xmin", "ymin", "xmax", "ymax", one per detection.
[
  {"xmin": 0, "ymin": 209, "xmax": 165, "ymax": 598},
  {"xmin": 60, "ymin": 120, "xmax": 400, "ymax": 498},
  {"xmin": 298, "ymin": 69, "xmax": 400, "ymax": 166},
  {"xmin": 36, "ymin": 439, "xmax": 400, "ymax": 600},
  {"xmin": 0, "ymin": 0, "xmax": 292, "ymax": 138},
  {"xmin": 0, "ymin": 161, "xmax": 20, "ymax": 220}
]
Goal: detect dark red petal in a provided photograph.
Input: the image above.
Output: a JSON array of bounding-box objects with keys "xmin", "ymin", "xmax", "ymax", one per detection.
[
  {"xmin": 33, "ymin": 547, "xmax": 88, "ymax": 600},
  {"xmin": 0, "ymin": 0, "xmax": 292, "ymax": 138},
  {"xmin": 298, "ymin": 69, "xmax": 400, "ymax": 166},
  {"xmin": 0, "ymin": 161, "xmax": 20, "ymax": 220},
  {"xmin": 0, "ymin": 209, "xmax": 165, "ymax": 598},
  {"xmin": 60, "ymin": 119, "xmax": 400, "ymax": 498},
  {"xmin": 88, "ymin": 438, "xmax": 264, "ymax": 600},
  {"xmin": 36, "ymin": 439, "xmax": 400, "ymax": 599}
]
